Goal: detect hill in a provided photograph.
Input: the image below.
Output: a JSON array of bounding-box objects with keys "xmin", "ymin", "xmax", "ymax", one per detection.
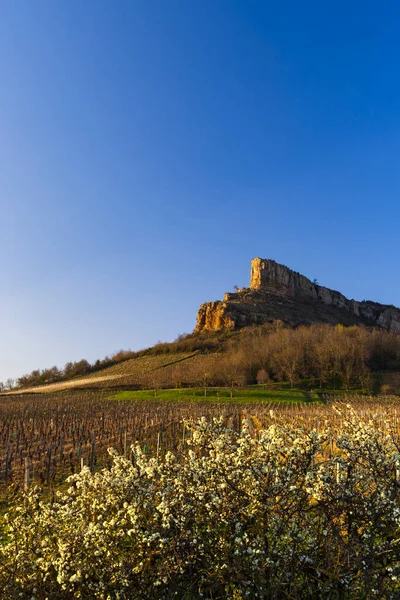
[
  {"xmin": 6, "ymin": 258, "xmax": 400, "ymax": 395},
  {"xmin": 7, "ymin": 321, "xmax": 400, "ymax": 396}
]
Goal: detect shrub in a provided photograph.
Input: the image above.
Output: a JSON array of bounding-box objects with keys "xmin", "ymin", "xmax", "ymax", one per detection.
[{"xmin": 2, "ymin": 410, "xmax": 400, "ymax": 598}]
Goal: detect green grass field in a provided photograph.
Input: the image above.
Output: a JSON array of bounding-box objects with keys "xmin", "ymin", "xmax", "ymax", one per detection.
[{"xmin": 109, "ymin": 384, "xmax": 359, "ymax": 404}]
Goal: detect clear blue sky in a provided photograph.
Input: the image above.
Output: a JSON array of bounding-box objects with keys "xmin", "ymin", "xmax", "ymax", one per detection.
[{"xmin": 1, "ymin": 0, "xmax": 400, "ymax": 382}]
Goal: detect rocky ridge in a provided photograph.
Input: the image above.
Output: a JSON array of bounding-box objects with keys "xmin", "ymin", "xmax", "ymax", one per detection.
[{"xmin": 195, "ymin": 258, "xmax": 400, "ymax": 333}]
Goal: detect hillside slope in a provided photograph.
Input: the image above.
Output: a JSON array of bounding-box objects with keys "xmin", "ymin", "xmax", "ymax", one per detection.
[{"xmin": 5, "ymin": 352, "xmax": 218, "ymax": 394}]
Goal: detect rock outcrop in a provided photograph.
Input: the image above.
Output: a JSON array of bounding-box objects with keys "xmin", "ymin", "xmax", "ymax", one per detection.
[{"xmin": 195, "ymin": 258, "xmax": 400, "ymax": 333}]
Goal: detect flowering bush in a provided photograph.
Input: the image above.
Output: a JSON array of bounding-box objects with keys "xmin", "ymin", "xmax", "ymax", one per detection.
[{"xmin": 2, "ymin": 409, "xmax": 400, "ymax": 599}]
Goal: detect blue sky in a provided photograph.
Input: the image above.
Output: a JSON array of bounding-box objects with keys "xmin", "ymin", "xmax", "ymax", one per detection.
[{"xmin": 1, "ymin": 0, "xmax": 400, "ymax": 382}]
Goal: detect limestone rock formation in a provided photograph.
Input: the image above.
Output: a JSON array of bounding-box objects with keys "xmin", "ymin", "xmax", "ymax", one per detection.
[{"xmin": 195, "ymin": 258, "xmax": 400, "ymax": 333}]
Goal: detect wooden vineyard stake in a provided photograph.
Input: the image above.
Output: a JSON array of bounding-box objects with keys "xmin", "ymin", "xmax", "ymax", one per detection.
[
  {"xmin": 5, "ymin": 442, "xmax": 10, "ymax": 482},
  {"xmin": 24, "ymin": 457, "xmax": 30, "ymax": 491},
  {"xmin": 90, "ymin": 435, "xmax": 96, "ymax": 474},
  {"xmin": 46, "ymin": 444, "xmax": 52, "ymax": 483}
]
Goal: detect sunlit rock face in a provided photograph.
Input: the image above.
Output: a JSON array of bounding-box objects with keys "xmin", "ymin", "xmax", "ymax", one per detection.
[{"xmin": 195, "ymin": 258, "xmax": 400, "ymax": 333}]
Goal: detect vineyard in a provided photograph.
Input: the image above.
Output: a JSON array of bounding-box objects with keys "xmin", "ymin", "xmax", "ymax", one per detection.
[
  {"xmin": 0, "ymin": 390, "xmax": 399, "ymax": 495},
  {"xmin": 0, "ymin": 390, "xmax": 277, "ymax": 493}
]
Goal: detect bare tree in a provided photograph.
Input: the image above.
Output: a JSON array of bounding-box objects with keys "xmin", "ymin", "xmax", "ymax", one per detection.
[
  {"xmin": 6, "ymin": 378, "xmax": 15, "ymax": 390},
  {"xmin": 220, "ymin": 353, "xmax": 247, "ymax": 398},
  {"xmin": 256, "ymin": 368, "xmax": 270, "ymax": 389}
]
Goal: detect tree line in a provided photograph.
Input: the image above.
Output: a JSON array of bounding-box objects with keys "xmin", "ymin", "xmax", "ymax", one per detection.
[{"xmin": 208, "ymin": 322, "xmax": 400, "ymax": 391}]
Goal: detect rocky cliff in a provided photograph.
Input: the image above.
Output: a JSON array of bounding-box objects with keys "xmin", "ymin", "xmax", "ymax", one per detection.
[{"xmin": 195, "ymin": 258, "xmax": 400, "ymax": 333}]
